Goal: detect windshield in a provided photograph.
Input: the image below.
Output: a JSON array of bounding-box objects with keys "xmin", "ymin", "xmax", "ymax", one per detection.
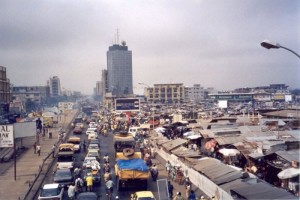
[
  {"xmin": 57, "ymin": 156, "xmax": 73, "ymax": 162},
  {"xmin": 68, "ymin": 140, "xmax": 80, "ymax": 145},
  {"xmin": 55, "ymin": 170, "xmax": 71, "ymax": 178},
  {"xmin": 40, "ymin": 188, "xmax": 60, "ymax": 197}
]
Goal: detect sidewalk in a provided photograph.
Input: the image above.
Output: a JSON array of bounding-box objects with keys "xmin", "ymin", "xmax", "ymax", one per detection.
[{"xmin": 0, "ymin": 110, "xmax": 77, "ymax": 200}]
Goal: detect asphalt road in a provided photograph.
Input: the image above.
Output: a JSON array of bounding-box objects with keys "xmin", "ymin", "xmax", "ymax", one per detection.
[{"xmin": 38, "ymin": 122, "xmax": 160, "ymax": 200}]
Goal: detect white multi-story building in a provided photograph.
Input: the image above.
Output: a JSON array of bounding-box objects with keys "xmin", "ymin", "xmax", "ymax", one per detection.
[{"xmin": 107, "ymin": 41, "xmax": 133, "ymax": 96}]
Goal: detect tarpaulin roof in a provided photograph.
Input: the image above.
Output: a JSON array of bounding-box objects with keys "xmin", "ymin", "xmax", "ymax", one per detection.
[
  {"xmin": 161, "ymin": 138, "xmax": 187, "ymax": 151},
  {"xmin": 231, "ymin": 182, "xmax": 297, "ymax": 199},
  {"xmin": 116, "ymin": 159, "xmax": 148, "ymax": 172}
]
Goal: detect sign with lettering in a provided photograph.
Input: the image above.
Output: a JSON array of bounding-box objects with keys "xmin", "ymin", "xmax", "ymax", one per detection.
[
  {"xmin": 0, "ymin": 125, "xmax": 14, "ymax": 147},
  {"xmin": 115, "ymin": 98, "xmax": 140, "ymax": 111}
]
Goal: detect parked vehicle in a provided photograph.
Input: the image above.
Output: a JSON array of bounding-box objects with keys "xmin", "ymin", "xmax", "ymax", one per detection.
[{"xmin": 67, "ymin": 137, "xmax": 81, "ymax": 152}]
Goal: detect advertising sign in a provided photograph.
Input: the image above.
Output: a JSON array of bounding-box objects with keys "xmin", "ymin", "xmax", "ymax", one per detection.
[
  {"xmin": 115, "ymin": 98, "xmax": 140, "ymax": 111},
  {"xmin": 0, "ymin": 125, "xmax": 14, "ymax": 147},
  {"xmin": 218, "ymin": 100, "xmax": 228, "ymax": 108}
]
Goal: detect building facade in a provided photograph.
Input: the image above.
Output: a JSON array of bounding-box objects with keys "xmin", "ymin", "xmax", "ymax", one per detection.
[
  {"xmin": 107, "ymin": 42, "xmax": 133, "ymax": 96},
  {"xmin": 11, "ymin": 86, "xmax": 50, "ymax": 111},
  {"xmin": 185, "ymin": 84, "xmax": 205, "ymax": 102},
  {"xmin": 48, "ymin": 76, "xmax": 61, "ymax": 97},
  {"xmin": 0, "ymin": 66, "xmax": 11, "ymax": 104},
  {"xmin": 144, "ymin": 83, "xmax": 185, "ymax": 104}
]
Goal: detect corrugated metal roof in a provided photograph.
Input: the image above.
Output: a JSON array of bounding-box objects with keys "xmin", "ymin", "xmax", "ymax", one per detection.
[
  {"xmin": 276, "ymin": 149, "xmax": 300, "ymax": 163},
  {"xmin": 193, "ymin": 158, "xmax": 243, "ymax": 185},
  {"xmin": 214, "ymin": 136, "xmax": 244, "ymax": 145},
  {"xmin": 171, "ymin": 146, "xmax": 201, "ymax": 158},
  {"xmin": 231, "ymin": 182, "xmax": 297, "ymax": 199},
  {"xmin": 161, "ymin": 138, "xmax": 187, "ymax": 151}
]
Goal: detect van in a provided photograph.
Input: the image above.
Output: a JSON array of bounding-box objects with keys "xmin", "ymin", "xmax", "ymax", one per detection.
[{"xmin": 67, "ymin": 137, "xmax": 81, "ymax": 152}]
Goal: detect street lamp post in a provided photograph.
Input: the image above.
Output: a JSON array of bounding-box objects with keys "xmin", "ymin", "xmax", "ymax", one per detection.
[{"xmin": 261, "ymin": 40, "xmax": 300, "ymax": 59}]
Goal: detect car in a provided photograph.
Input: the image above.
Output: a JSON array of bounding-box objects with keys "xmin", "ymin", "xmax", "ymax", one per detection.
[
  {"xmin": 89, "ymin": 139, "xmax": 100, "ymax": 147},
  {"xmin": 88, "ymin": 144, "xmax": 100, "ymax": 153},
  {"xmin": 88, "ymin": 133, "xmax": 97, "ymax": 141},
  {"xmin": 73, "ymin": 126, "xmax": 83, "ymax": 134},
  {"xmin": 53, "ymin": 169, "xmax": 73, "ymax": 187},
  {"xmin": 82, "ymin": 157, "xmax": 97, "ymax": 169},
  {"xmin": 77, "ymin": 192, "xmax": 98, "ymax": 200},
  {"xmin": 87, "ymin": 150, "xmax": 100, "ymax": 161},
  {"xmin": 38, "ymin": 183, "xmax": 64, "ymax": 200},
  {"xmin": 75, "ymin": 122, "xmax": 85, "ymax": 129},
  {"xmin": 82, "ymin": 168, "xmax": 101, "ymax": 185},
  {"xmin": 67, "ymin": 137, "xmax": 81, "ymax": 152},
  {"xmin": 89, "ymin": 122, "xmax": 98, "ymax": 128},
  {"xmin": 132, "ymin": 191, "xmax": 156, "ymax": 200}
]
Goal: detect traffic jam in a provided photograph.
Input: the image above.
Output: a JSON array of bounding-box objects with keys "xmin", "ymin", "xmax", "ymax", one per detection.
[{"xmin": 38, "ymin": 105, "xmax": 156, "ymax": 200}]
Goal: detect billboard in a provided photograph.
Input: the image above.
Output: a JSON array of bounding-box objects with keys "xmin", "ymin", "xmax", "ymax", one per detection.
[
  {"xmin": 115, "ymin": 98, "xmax": 140, "ymax": 111},
  {"xmin": 218, "ymin": 100, "xmax": 228, "ymax": 108},
  {"xmin": 14, "ymin": 122, "xmax": 36, "ymax": 139},
  {"xmin": 0, "ymin": 125, "xmax": 14, "ymax": 147}
]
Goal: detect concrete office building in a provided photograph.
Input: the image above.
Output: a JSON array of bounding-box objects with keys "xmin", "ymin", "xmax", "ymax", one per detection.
[
  {"xmin": 185, "ymin": 84, "xmax": 205, "ymax": 102},
  {"xmin": 48, "ymin": 76, "xmax": 61, "ymax": 97},
  {"xmin": 107, "ymin": 41, "xmax": 133, "ymax": 96},
  {"xmin": 0, "ymin": 66, "xmax": 11, "ymax": 104}
]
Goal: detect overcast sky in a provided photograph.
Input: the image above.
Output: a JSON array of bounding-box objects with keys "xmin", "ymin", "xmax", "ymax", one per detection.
[{"xmin": 0, "ymin": 0, "xmax": 299, "ymax": 95}]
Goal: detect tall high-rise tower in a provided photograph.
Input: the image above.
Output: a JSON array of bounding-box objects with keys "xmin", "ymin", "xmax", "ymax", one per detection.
[
  {"xmin": 48, "ymin": 76, "xmax": 61, "ymax": 97},
  {"xmin": 107, "ymin": 41, "xmax": 133, "ymax": 96}
]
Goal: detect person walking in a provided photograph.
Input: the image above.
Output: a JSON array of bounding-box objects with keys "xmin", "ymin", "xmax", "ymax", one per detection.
[
  {"xmin": 68, "ymin": 184, "xmax": 76, "ymax": 199},
  {"xmin": 36, "ymin": 144, "xmax": 41, "ymax": 156},
  {"xmin": 86, "ymin": 173, "xmax": 93, "ymax": 192},
  {"xmin": 168, "ymin": 181, "xmax": 174, "ymax": 199},
  {"xmin": 188, "ymin": 190, "xmax": 196, "ymax": 200},
  {"xmin": 51, "ymin": 144, "xmax": 56, "ymax": 158},
  {"xmin": 185, "ymin": 182, "xmax": 191, "ymax": 198},
  {"xmin": 33, "ymin": 142, "xmax": 37, "ymax": 154},
  {"xmin": 173, "ymin": 192, "xmax": 184, "ymax": 200}
]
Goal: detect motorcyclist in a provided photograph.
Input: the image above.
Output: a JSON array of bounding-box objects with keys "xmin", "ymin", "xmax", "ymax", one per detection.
[{"xmin": 104, "ymin": 171, "xmax": 112, "ymax": 182}]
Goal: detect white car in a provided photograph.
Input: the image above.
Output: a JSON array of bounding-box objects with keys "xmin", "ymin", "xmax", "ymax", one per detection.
[
  {"xmin": 38, "ymin": 183, "xmax": 64, "ymax": 200},
  {"xmin": 89, "ymin": 122, "xmax": 98, "ymax": 128}
]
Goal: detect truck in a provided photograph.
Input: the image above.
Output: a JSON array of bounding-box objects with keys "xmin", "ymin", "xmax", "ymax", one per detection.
[
  {"xmin": 115, "ymin": 158, "xmax": 149, "ymax": 191},
  {"xmin": 56, "ymin": 143, "xmax": 75, "ymax": 170},
  {"xmin": 114, "ymin": 132, "xmax": 149, "ymax": 191}
]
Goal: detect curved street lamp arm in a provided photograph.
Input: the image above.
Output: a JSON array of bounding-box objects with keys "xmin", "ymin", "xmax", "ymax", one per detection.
[{"xmin": 279, "ymin": 45, "xmax": 300, "ymax": 59}]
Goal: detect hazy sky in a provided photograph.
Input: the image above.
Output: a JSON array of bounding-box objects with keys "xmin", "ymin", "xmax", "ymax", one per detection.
[{"xmin": 1, "ymin": 0, "xmax": 299, "ymax": 95}]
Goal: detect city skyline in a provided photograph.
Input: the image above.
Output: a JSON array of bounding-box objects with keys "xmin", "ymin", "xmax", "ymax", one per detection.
[{"xmin": 0, "ymin": 0, "xmax": 299, "ymax": 95}]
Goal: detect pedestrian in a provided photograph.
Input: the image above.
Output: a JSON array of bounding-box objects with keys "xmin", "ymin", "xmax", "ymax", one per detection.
[
  {"xmin": 75, "ymin": 177, "xmax": 84, "ymax": 195},
  {"xmin": 74, "ymin": 167, "xmax": 81, "ymax": 179},
  {"xmin": 33, "ymin": 142, "xmax": 37, "ymax": 154},
  {"xmin": 165, "ymin": 161, "xmax": 172, "ymax": 173},
  {"xmin": 168, "ymin": 181, "xmax": 174, "ymax": 199},
  {"xmin": 36, "ymin": 144, "xmax": 41, "ymax": 156},
  {"xmin": 82, "ymin": 140, "xmax": 86, "ymax": 152},
  {"xmin": 185, "ymin": 182, "xmax": 191, "ymax": 198},
  {"xmin": 68, "ymin": 184, "xmax": 76, "ymax": 199},
  {"xmin": 51, "ymin": 144, "xmax": 56, "ymax": 158},
  {"xmin": 188, "ymin": 190, "xmax": 196, "ymax": 200},
  {"xmin": 86, "ymin": 173, "xmax": 93, "ymax": 192},
  {"xmin": 173, "ymin": 192, "xmax": 184, "ymax": 200}
]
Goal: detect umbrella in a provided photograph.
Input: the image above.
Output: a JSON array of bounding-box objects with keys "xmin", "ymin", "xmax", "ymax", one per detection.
[
  {"xmin": 219, "ymin": 148, "xmax": 240, "ymax": 157},
  {"xmin": 154, "ymin": 127, "xmax": 166, "ymax": 133},
  {"xmin": 183, "ymin": 131, "xmax": 196, "ymax": 137},
  {"xmin": 277, "ymin": 168, "xmax": 300, "ymax": 179},
  {"xmin": 186, "ymin": 135, "xmax": 202, "ymax": 140}
]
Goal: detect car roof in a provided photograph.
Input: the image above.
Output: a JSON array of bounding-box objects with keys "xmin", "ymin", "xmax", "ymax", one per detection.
[
  {"xmin": 84, "ymin": 156, "xmax": 96, "ymax": 160},
  {"xmin": 135, "ymin": 191, "xmax": 154, "ymax": 198},
  {"xmin": 43, "ymin": 183, "xmax": 60, "ymax": 189}
]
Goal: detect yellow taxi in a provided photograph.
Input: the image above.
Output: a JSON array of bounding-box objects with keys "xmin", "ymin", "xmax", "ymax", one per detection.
[{"xmin": 131, "ymin": 191, "xmax": 156, "ymax": 200}]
